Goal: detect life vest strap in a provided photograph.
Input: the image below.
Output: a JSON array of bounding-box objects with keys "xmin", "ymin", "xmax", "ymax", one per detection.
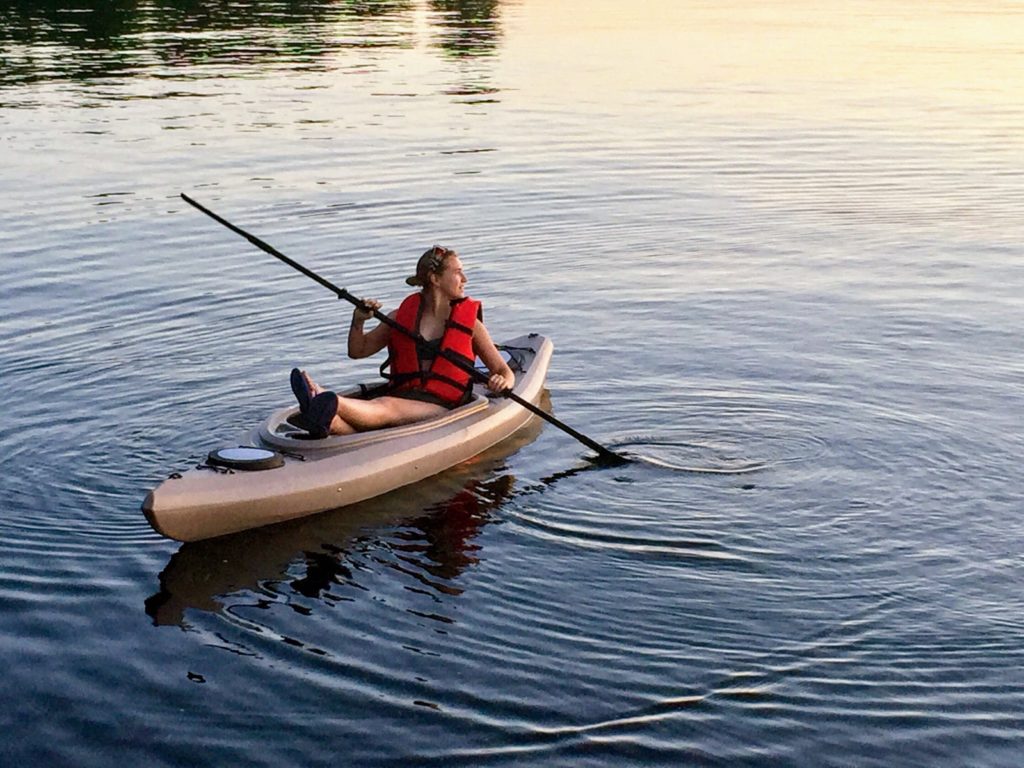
[
  {"xmin": 425, "ymin": 371, "xmax": 471, "ymax": 392},
  {"xmin": 445, "ymin": 318, "xmax": 475, "ymax": 336}
]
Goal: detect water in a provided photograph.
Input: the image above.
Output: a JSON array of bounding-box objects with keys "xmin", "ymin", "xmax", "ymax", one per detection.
[{"xmin": 2, "ymin": 1, "xmax": 1023, "ymax": 764}]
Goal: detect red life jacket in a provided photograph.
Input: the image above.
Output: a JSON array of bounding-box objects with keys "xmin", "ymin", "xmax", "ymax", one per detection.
[{"xmin": 387, "ymin": 293, "xmax": 481, "ymax": 405}]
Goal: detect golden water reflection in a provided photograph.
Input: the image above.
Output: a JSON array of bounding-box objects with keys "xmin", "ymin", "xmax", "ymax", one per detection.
[
  {"xmin": 5, "ymin": 0, "xmax": 1020, "ymax": 124},
  {"xmin": 504, "ymin": 0, "xmax": 1024, "ymax": 117}
]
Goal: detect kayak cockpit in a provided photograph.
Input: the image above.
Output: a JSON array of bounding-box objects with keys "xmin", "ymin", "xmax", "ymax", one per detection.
[
  {"xmin": 257, "ymin": 387, "xmax": 494, "ymax": 453},
  {"xmin": 257, "ymin": 342, "xmax": 538, "ymax": 454}
]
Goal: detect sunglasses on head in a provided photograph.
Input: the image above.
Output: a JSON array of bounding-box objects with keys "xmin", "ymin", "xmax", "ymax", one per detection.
[{"xmin": 426, "ymin": 246, "xmax": 454, "ymax": 270}]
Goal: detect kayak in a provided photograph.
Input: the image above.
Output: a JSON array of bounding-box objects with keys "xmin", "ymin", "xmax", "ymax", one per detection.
[{"xmin": 143, "ymin": 333, "xmax": 553, "ymax": 542}]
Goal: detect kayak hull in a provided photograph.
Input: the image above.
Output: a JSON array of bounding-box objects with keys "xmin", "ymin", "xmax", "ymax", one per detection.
[{"xmin": 143, "ymin": 334, "xmax": 552, "ymax": 542}]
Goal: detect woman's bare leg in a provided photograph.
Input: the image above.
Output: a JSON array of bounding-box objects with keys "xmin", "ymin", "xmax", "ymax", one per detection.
[
  {"xmin": 299, "ymin": 370, "xmax": 444, "ymax": 435},
  {"xmin": 328, "ymin": 395, "xmax": 445, "ymax": 435}
]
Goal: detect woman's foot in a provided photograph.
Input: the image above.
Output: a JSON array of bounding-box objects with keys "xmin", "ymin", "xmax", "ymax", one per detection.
[
  {"xmin": 306, "ymin": 391, "xmax": 339, "ymax": 439},
  {"xmin": 303, "ymin": 370, "xmax": 323, "ymax": 398},
  {"xmin": 291, "ymin": 368, "xmax": 325, "ymax": 412},
  {"xmin": 290, "ymin": 368, "xmax": 312, "ymax": 413}
]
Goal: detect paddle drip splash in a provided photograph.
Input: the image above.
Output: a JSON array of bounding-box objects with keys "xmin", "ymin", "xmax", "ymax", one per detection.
[{"xmin": 613, "ymin": 438, "xmax": 767, "ymax": 475}]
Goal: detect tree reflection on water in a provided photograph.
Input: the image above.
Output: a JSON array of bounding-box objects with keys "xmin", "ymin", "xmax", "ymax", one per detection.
[
  {"xmin": 0, "ymin": 0, "xmax": 504, "ymax": 86},
  {"xmin": 429, "ymin": 0, "xmax": 501, "ymax": 58}
]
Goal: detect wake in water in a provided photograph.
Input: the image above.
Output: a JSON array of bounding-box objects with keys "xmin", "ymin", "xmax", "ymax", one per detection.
[{"xmin": 612, "ymin": 437, "xmax": 768, "ymax": 475}]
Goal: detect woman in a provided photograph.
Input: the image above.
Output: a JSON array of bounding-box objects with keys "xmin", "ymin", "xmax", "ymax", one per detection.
[{"xmin": 291, "ymin": 245, "xmax": 516, "ymax": 438}]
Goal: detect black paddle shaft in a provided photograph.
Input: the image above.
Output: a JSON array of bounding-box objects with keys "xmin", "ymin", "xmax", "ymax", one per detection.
[{"xmin": 180, "ymin": 193, "xmax": 628, "ymax": 466}]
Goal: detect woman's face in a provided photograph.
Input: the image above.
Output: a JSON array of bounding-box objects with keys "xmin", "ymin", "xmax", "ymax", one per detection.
[{"xmin": 432, "ymin": 255, "xmax": 467, "ymax": 298}]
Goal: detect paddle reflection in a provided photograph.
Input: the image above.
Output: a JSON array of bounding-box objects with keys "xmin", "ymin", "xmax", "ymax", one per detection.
[{"xmin": 145, "ymin": 414, "xmax": 540, "ymax": 628}]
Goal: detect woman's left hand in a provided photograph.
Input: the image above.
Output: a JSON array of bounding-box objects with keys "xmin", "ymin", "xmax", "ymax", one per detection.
[{"xmin": 487, "ymin": 372, "xmax": 513, "ymax": 393}]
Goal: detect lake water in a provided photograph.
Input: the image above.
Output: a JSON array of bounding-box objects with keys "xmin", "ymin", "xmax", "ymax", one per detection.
[{"xmin": 2, "ymin": 1, "xmax": 1023, "ymax": 765}]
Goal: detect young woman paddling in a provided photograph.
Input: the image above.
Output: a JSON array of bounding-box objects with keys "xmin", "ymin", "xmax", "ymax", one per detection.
[{"xmin": 291, "ymin": 245, "xmax": 515, "ymax": 438}]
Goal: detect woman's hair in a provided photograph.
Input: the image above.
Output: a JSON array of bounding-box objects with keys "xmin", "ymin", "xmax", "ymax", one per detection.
[{"xmin": 406, "ymin": 245, "xmax": 456, "ymax": 287}]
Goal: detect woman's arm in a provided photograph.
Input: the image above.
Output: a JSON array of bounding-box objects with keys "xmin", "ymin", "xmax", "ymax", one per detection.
[
  {"xmin": 472, "ymin": 319, "xmax": 515, "ymax": 393},
  {"xmin": 348, "ymin": 300, "xmax": 393, "ymax": 359}
]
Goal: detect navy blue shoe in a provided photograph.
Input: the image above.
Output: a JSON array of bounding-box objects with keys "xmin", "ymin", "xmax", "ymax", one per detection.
[
  {"xmin": 306, "ymin": 391, "xmax": 338, "ymax": 439},
  {"xmin": 291, "ymin": 367, "xmax": 312, "ymax": 413}
]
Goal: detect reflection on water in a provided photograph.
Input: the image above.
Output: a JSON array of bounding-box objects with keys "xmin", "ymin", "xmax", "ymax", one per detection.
[
  {"xmin": 144, "ymin": 473, "xmax": 514, "ymax": 627},
  {"xmin": 0, "ymin": 0, "xmax": 502, "ymax": 89},
  {"xmin": 430, "ymin": 0, "xmax": 501, "ymax": 58},
  {"xmin": 146, "ymin": 413, "xmax": 539, "ymax": 629}
]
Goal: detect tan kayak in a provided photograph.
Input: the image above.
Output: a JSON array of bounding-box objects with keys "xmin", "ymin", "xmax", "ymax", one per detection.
[{"xmin": 143, "ymin": 334, "xmax": 553, "ymax": 542}]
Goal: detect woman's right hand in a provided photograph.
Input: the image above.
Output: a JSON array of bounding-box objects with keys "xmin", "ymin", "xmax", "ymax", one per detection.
[{"xmin": 353, "ymin": 298, "xmax": 382, "ymax": 322}]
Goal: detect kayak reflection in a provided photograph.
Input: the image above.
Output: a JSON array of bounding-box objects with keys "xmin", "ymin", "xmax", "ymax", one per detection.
[{"xmin": 145, "ymin": 412, "xmax": 542, "ymax": 628}]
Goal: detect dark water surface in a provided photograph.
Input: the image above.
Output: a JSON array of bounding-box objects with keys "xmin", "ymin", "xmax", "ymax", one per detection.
[{"xmin": 2, "ymin": 1, "xmax": 1023, "ymax": 765}]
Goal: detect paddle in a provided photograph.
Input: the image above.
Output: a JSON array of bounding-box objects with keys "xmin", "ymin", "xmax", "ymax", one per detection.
[{"xmin": 180, "ymin": 193, "xmax": 629, "ymax": 466}]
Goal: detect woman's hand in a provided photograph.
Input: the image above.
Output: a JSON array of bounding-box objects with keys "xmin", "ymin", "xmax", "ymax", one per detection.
[
  {"xmin": 486, "ymin": 371, "xmax": 514, "ymax": 394},
  {"xmin": 353, "ymin": 298, "xmax": 382, "ymax": 322}
]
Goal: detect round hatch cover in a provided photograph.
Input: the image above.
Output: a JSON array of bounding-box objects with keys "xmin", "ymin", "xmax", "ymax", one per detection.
[{"xmin": 207, "ymin": 447, "xmax": 284, "ymax": 471}]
